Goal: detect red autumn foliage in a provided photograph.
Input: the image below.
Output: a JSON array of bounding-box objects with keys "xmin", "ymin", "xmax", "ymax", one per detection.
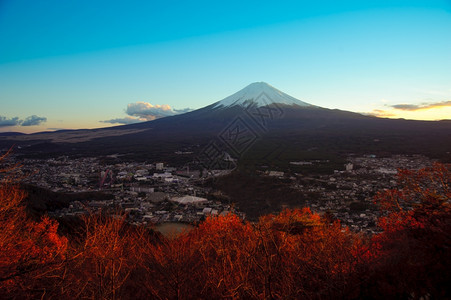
[
  {"xmin": 132, "ymin": 209, "xmax": 363, "ymax": 299},
  {"xmin": 252, "ymin": 208, "xmax": 364, "ymax": 299},
  {"xmin": 367, "ymin": 163, "xmax": 451, "ymax": 299},
  {"xmin": 59, "ymin": 213, "xmax": 149, "ymax": 300},
  {"xmin": 1, "ymin": 153, "xmax": 449, "ymax": 299},
  {"xmin": 0, "ymin": 161, "xmax": 67, "ymax": 298}
]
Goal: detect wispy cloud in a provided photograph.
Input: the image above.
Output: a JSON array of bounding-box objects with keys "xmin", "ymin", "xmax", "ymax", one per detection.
[
  {"xmin": 173, "ymin": 108, "xmax": 192, "ymax": 114},
  {"xmin": 390, "ymin": 100, "xmax": 451, "ymax": 111},
  {"xmin": 101, "ymin": 116, "xmax": 144, "ymax": 125},
  {"xmin": 47, "ymin": 128, "xmax": 69, "ymax": 131},
  {"xmin": 0, "ymin": 115, "xmax": 47, "ymax": 127},
  {"xmin": 366, "ymin": 109, "xmax": 396, "ymax": 118}
]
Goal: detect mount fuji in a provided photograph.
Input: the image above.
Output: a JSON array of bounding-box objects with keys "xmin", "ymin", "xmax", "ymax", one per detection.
[
  {"xmin": 2, "ymin": 82, "xmax": 451, "ymax": 165},
  {"xmin": 166, "ymin": 81, "xmax": 370, "ymax": 128}
]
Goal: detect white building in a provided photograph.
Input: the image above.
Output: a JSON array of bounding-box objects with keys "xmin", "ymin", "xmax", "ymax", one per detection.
[
  {"xmin": 268, "ymin": 171, "xmax": 284, "ymax": 177},
  {"xmin": 171, "ymin": 195, "xmax": 208, "ymax": 205},
  {"xmin": 153, "ymin": 172, "xmax": 172, "ymax": 179},
  {"xmin": 135, "ymin": 169, "xmax": 149, "ymax": 176},
  {"xmin": 131, "ymin": 186, "xmax": 155, "ymax": 193},
  {"xmin": 202, "ymin": 207, "xmax": 213, "ymax": 215}
]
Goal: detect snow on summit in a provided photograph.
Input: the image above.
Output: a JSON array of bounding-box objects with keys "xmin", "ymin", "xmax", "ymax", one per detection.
[{"xmin": 213, "ymin": 82, "xmax": 312, "ymax": 108}]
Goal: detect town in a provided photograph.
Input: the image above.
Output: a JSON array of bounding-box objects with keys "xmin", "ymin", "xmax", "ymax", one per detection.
[{"xmin": 2, "ymin": 150, "xmax": 435, "ymax": 233}]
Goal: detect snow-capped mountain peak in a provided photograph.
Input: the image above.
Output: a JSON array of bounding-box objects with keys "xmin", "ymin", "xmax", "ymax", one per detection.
[{"xmin": 212, "ymin": 82, "xmax": 312, "ymax": 108}]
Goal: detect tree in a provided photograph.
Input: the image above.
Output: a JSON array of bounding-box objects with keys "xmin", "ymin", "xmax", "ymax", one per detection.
[
  {"xmin": 193, "ymin": 213, "xmax": 256, "ymax": 298},
  {"xmin": 143, "ymin": 209, "xmax": 364, "ymax": 300},
  {"xmin": 137, "ymin": 227, "xmax": 205, "ymax": 299},
  {"xmin": 367, "ymin": 163, "xmax": 451, "ymax": 298},
  {"xmin": 253, "ymin": 208, "xmax": 363, "ymax": 299},
  {"xmin": 0, "ymin": 152, "xmax": 68, "ymax": 299},
  {"xmin": 65, "ymin": 213, "xmax": 147, "ymax": 300}
]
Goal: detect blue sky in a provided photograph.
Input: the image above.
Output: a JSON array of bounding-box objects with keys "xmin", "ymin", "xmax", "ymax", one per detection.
[{"xmin": 1, "ymin": 0, "xmax": 450, "ymax": 133}]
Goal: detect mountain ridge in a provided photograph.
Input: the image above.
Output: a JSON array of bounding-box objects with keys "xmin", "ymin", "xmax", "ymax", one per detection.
[{"xmin": 1, "ymin": 82, "xmax": 451, "ymax": 165}]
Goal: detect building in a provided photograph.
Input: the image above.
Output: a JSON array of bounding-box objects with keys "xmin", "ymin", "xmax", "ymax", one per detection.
[
  {"xmin": 153, "ymin": 172, "xmax": 172, "ymax": 179},
  {"xmin": 202, "ymin": 207, "xmax": 213, "ymax": 215},
  {"xmin": 171, "ymin": 195, "xmax": 208, "ymax": 205},
  {"xmin": 131, "ymin": 186, "xmax": 155, "ymax": 193},
  {"xmin": 268, "ymin": 171, "xmax": 284, "ymax": 177}
]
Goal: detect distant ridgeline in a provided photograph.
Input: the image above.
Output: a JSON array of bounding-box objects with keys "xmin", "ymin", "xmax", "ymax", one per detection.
[{"xmin": 1, "ymin": 82, "xmax": 450, "ymax": 167}]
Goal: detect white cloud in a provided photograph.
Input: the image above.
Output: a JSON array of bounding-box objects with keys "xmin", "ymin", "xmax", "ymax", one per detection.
[
  {"xmin": 0, "ymin": 116, "xmax": 21, "ymax": 127},
  {"xmin": 126, "ymin": 101, "xmax": 177, "ymax": 120},
  {"xmin": 0, "ymin": 115, "xmax": 47, "ymax": 127},
  {"xmin": 21, "ymin": 115, "xmax": 47, "ymax": 126},
  {"xmin": 101, "ymin": 101, "xmax": 193, "ymax": 125}
]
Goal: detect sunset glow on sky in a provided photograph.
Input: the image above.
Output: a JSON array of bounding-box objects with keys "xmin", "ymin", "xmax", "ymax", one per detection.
[{"xmin": 0, "ymin": 0, "xmax": 450, "ymax": 133}]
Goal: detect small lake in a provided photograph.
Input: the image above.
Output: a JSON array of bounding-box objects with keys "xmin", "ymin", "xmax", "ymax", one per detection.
[{"xmin": 154, "ymin": 222, "xmax": 194, "ymax": 237}]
